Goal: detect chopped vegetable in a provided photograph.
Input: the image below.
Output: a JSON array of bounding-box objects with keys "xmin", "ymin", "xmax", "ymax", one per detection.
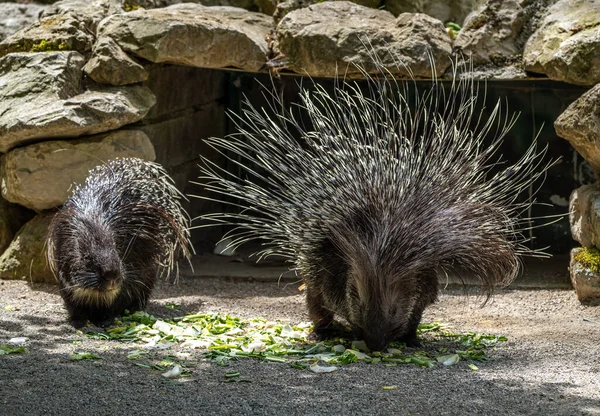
[
  {"xmin": 162, "ymin": 364, "xmax": 182, "ymax": 378},
  {"xmin": 0, "ymin": 345, "xmax": 26, "ymax": 355},
  {"xmin": 69, "ymin": 351, "xmax": 101, "ymax": 361},
  {"xmin": 85, "ymin": 312, "xmax": 506, "ymax": 371}
]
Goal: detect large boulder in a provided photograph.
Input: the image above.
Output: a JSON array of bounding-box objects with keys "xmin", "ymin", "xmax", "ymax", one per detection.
[
  {"xmin": 275, "ymin": 1, "xmax": 453, "ymax": 78},
  {"xmin": 40, "ymin": 0, "xmax": 123, "ymax": 27},
  {"xmin": 384, "ymin": 0, "xmax": 478, "ymax": 23},
  {"xmin": 0, "ymin": 51, "xmax": 156, "ymax": 153},
  {"xmin": 555, "ymin": 83, "xmax": 600, "ymax": 173},
  {"xmin": 83, "ymin": 36, "xmax": 149, "ymax": 86},
  {"xmin": 0, "ymin": 12, "xmax": 95, "ymax": 56},
  {"xmin": 0, "ymin": 213, "xmax": 56, "ymax": 284},
  {"xmin": 524, "ymin": 0, "xmax": 600, "ymax": 86},
  {"xmin": 1, "ymin": 130, "xmax": 156, "ymax": 212},
  {"xmin": 95, "ymin": 4, "xmax": 272, "ymax": 72},
  {"xmin": 569, "ymin": 184, "xmax": 600, "ymax": 248},
  {"xmin": 454, "ymin": 0, "xmax": 555, "ymax": 66},
  {"xmin": 273, "ymin": 0, "xmax": 382, "ymax": 25},
  {"xmin": 0, "ymin": 3, "xmax": 47, "ymax": 43},
  {"xmin": 570, "ymin": 247, "xmax": 600, "ymax": 303}
]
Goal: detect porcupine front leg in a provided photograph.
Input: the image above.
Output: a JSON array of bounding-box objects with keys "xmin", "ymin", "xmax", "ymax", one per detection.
[
  {"xmin": 306, "ymin": 284, "xmax": 336, "ymax": 340},
  {"xmin": 397, "ymin": 309, "xmax": 424, "ymax": 348},
  {"xmin": 397, "ymin": 276, "xmax": 438, "ymax": 347}
]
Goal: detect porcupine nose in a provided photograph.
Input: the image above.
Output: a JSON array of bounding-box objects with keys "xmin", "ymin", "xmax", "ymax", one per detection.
[
  {"xmin": 101, "ymin": 267, "xmax": 121, "ymax": 291},
  {"xmin": 364, "ymin": 336, "xmax": 387, "ymax": 352}
]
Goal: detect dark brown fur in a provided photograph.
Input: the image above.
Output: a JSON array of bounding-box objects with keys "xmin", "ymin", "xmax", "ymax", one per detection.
[{"xmin": 47, "ymin": 158, "xmax": 191, "ymax": 328}]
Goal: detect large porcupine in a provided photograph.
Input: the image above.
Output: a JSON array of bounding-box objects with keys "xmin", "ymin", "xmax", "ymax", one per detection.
[
  {"xmin": 196, "ymin": 58, "xmax": 553, "ymax": 351},
  {"xmin": 47, "ymin": 157, "xmax": 192, "ymax": 328}
]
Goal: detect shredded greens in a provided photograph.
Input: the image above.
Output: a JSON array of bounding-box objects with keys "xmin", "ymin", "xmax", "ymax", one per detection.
[
  {"xmin": 0, "ymin": 345, "xmax": 26, "ymax": 355},
  {"xmin": 86, "ymin": 311, "xmax": 506, "ymax": 373},
  {"xmin": 69, "ymin": 351, "xmax": 101, "ymax": 361}
]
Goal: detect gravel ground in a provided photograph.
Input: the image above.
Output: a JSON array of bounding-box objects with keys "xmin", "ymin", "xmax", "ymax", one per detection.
[{"xmin": 1, "ymin": 275, "xmax": 599, "ymax": 416}]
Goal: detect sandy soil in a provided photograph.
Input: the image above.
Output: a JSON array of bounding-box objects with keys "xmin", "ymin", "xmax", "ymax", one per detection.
[{"xmin": 1, "ymin": 276, "xmax": 599, "ymax": 416}]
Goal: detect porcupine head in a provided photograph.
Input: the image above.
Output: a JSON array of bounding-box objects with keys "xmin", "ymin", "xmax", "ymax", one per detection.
[
  {"xmin": 51, "ymin": 213, "xmax": 125, "ymax": 328},
  {"xmin": 308, "ymin": 212, "xmax": 441, "ymax": 351}
]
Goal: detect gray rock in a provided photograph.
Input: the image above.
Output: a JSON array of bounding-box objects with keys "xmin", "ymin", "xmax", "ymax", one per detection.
[
  {"xmin": 454, "ymin": 0, "xmax": 526, "ymax": 65},
  {"xmin": 384, "ymin": 0, "xmax": 479, "ymax": 24},
  {"xmin": 197, "ymin": 0, "xmax": 256, "ymax": 9},
  {"xmin": 569, "ymin": 184, "xmax": 600, "ymax": 248},
  {"xmin": 1, "ymin": 130, "xmax": 156, "ymax": 212},
  {"xmin": 96, "ymin": 4, "xmax": 272, "ymax": 72},
  {"xmin": 0, "ymin": 51, "xmax": 156, "ymax": 153},
  {"xmin": 41, "ymin": 0, "xmax": 123, "ymax": 27},
  {"xmin": 570, "ymin": 247, "xmax": 600, "ymax": 303},
  {"xmin": 554, "ymin": 83, "xmax": 600, "ymax": 173},
  {"xmin": 274, "ymin": 0, "xmax": 382, "ymax": 25},
  {"xmin": 83, "ymin": 36, "xmax": 149, "ymax": 86},
  {"xmin": 523, "ymin": 0, "xmax": 600, "ymax": 86},
  {"xmin": 0, "ymin": 12, "xmax": 95, "ymax": 56},
  {"xmin": 0, "ymin": 3, "xmax": 47, "ymax": 43},
  {"xmin": 0, "ymin": 213, "xmax": 56, "ymax": 284},
  {"xmin": 275, "ymin": 2, "xmax": 452, "ymax": 78}
]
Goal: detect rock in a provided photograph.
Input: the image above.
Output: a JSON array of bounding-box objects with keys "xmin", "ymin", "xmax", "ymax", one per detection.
[
  {"xmin": 1, "ymin": 130, "xmax": 155, "ymax": 212},
  {"xmin": 0, "ymin": 12, "xmax": 95, "ymax": 56},
  {"xmin": 275, "ymin": 2, "xmax": 452, "ymax": 78},
  {"xmin": 83, "ymin": 36, "xmax": 149, "ymax": 86},
  {"xmin": 569, "ymin": 184, "xmax": 600, "ymax": 248},
  {"xmin": 0, "ymin": 198, "xmax": 35, "ymax": 256},
  {"xmin": 384, "ymin": 0, "xmax": 478, "ymax": 24},
  {"xmin": 523, "ymin": 0, "xmax": 600, "ymax": 86},
  {"xmin": 554, "ymin": 83, "xmax": 600, "ymax": 173},
  {"xmin": 570, "ymin": 247, "xmax": 600, "ymax": 303},
  {"xmin": 198, "ymin": 0, "xmax": 256, "ymax": 9},
  {"xmin": 274, "ymin": 0, "xmax": 382, "ymax": 24},
  {"xmin": 0, "ymin": 51, "xmax": 156, "ymax": 153},
  {"xmin": 41, "ymin": 0, "xmax": 123, "ymax": 28},
  {"xmin": 96, "ymin": 4, "xmax": 272, "ymax": 72},
  {"xmin": 0, "ymin": 3, "xmax": 47, "ymax": 43},
  {"xmin": 454, "ymin": 0, "xmax": 529, "ymax": 65},
  {"xmin": 0, "ymin": 213, "xmax": 56, "ymax": 284}
]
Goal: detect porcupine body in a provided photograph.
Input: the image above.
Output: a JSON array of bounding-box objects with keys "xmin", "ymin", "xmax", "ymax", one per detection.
[
  {"xmin": 47, "ymin": 157, "xmax": 192, "ymax": 328},
  {"xmin": 196, "ymin": 59, "xmax": 553, "ymax": 351}
]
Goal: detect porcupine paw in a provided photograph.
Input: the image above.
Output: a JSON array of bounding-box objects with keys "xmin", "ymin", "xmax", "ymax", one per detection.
[
  {"xmin": 90, "ymin": 315, "xmax": 117, "ymax": 328},
  {"xmin": 309, "ymin": 320, "xmax": 348, "ymax": 341},
  {"xmin": 396, "ymin": 331, "xmax": 422, "ymax": 348},
  {"xmin": 69, "ymin": 317, "xmax": 88, "ymax": 329}
]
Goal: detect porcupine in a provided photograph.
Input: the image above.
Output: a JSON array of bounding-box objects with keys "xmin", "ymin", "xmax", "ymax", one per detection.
[
  {"xmin": 47, "ymin": 157, "xmax": 192, "ymax": 328},
  {"xmin": 195, "ymin": 57, "xmax": 554, "ymax": 351}
]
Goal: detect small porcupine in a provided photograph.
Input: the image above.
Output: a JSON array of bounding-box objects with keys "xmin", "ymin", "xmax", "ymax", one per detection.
[
  {"xmin": 47, "ymin": 157, "xmax": 192, "ymax": 328},
  {"xmin": 195, "ymin": 58, "xmax": 554, "ymax": 351}
]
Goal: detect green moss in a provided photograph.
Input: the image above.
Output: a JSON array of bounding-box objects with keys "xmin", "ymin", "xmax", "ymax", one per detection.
[
  {"xmin": 123, "ymin": 1, "xmax": 143, "ymax": 12},
  {"xmin": 29, "ymin": 40, "xmax": 69, "ymax": 52},
  {"xmin": 573, "ymin": 247, "xmax": 600, "ymax": 273}
]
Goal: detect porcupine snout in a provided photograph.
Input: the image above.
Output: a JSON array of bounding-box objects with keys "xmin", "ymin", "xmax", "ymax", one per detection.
[{"xmin": 95, "ymin": 253, "xmax": 122, "ymax": 292}]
